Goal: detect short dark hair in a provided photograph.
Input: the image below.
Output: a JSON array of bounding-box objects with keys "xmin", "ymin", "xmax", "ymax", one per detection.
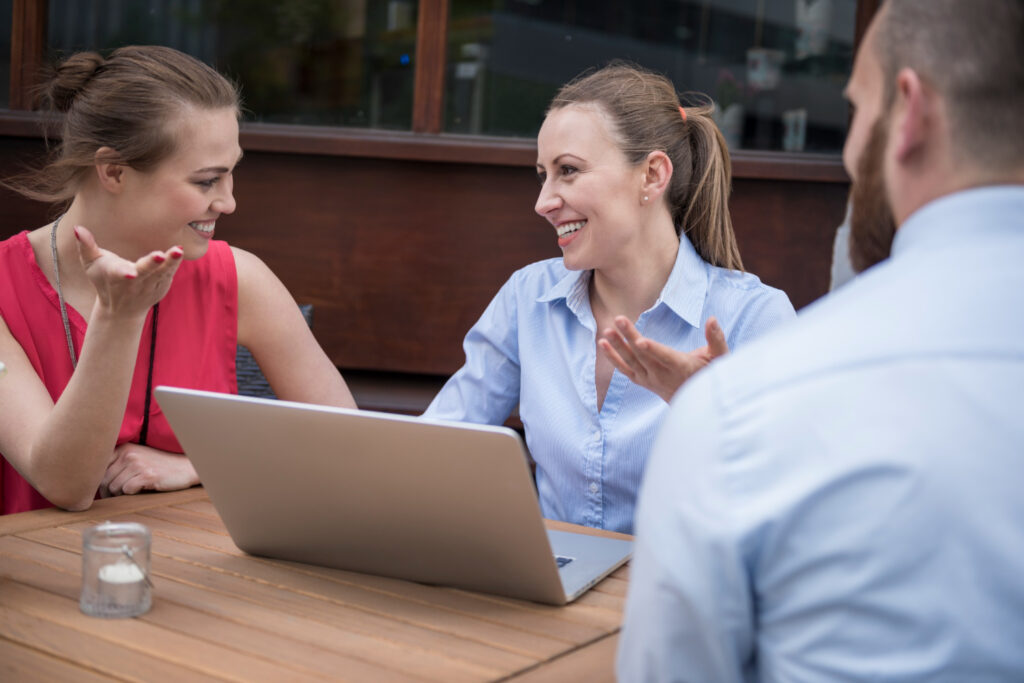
[{"xmin": 876, "ymin": 0, "xmax": 1024, "ymax": 171}]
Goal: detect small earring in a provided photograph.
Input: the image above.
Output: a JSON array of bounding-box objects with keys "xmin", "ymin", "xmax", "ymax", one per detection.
[{"xmin": 643, "ymin": 195, "xmax": 649, "ymax": 202}]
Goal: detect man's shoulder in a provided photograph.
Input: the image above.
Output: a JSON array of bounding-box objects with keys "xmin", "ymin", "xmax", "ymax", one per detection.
[
  {"xmin": 701, "ymin": 261, "xmax": 927, "ymax": 407},
  {"xmin": 705, "ymin": 245, "xmax": 1024, "ymax": 411}
]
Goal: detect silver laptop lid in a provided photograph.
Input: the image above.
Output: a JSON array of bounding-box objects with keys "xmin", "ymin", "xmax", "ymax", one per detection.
[{"xmin": 155, "ymin": 386, "xmax": 582, "ymax": 603}]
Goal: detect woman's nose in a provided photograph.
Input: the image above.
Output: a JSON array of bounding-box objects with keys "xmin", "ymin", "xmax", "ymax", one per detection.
[
  {"xmin": 535, "ymin": 181, "xmax": 561, "ymax": 216},
  {"xmin": 213, "ymin": 178, "xmax": 236, "ymax": 215}
]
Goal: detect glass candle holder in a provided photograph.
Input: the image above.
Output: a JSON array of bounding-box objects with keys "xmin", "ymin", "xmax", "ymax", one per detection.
[{"xmin": 80, "ymin": 521, "xmax": 152, "ymax": 618}]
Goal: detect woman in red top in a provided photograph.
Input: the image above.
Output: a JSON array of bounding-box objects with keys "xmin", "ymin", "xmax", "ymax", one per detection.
[{"xmin": 0, "ymin": 46, "xmax": 355, "ymax": 515}]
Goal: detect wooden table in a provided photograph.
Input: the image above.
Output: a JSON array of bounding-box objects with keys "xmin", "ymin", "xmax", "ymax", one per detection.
[{"xmin": 0, "ymin": 489, "xmax": 630, "ymax": 681}]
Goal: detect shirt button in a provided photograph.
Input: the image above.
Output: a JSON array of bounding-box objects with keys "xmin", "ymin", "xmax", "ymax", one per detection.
[{"xmin": 589, "ymin": 482, "xmax": 599, "ymax": 494}]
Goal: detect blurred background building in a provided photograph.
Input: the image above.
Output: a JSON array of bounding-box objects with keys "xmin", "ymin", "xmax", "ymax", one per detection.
[{"xmin": 0, "ymin": 0, "xmax": 879, "ymax": 412}]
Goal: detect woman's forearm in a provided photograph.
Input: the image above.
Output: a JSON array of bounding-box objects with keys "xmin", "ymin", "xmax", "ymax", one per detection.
[{"xmin": 29, "ymin": 307, "xmax": 147, "ymax": 509}]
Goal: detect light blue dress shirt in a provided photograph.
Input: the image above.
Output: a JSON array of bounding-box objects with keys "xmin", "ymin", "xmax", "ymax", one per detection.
[
  {"xmin": 424, "ymin": 232, "xmax": 794, "ymax": 533},
  {"xmin": 619, "ymin": 187, "xmax": 1024, "ymax": 681}
]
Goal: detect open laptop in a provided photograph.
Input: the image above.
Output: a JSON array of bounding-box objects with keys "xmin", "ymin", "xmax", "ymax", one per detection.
[{"xmin": 154, "ymin": 386, "xmax": 632, "ymax": 605}]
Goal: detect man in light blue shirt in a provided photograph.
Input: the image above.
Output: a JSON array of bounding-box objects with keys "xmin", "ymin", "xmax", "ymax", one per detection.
[{"xmin": 619, "ymin": 0, "xmax": 1024, "ymax": 680}]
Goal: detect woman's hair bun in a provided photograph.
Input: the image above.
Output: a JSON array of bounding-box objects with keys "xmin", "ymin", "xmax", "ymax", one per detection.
[{"xmin": 43, "ymin": 52, "xmax": 105, "ymax": 112}]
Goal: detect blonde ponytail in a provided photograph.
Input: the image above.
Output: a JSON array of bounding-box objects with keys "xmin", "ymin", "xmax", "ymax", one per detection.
[{"xmin": 680, "ymin": 103, "xmax": 743, "ymax": 270}]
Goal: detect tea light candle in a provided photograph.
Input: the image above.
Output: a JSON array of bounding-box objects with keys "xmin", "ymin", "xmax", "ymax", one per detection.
[
  {"xmin": 81, "ymin": 521, "xmax": 152, "ymax": 618},
  {"xmin": 98, "ymin": 561, "xmax": 147, "ymax": 608}
]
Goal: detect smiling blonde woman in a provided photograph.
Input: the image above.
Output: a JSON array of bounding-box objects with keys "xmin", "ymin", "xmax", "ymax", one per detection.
[{"xmin": 424, "ymin": 63, "xmax": 795, "ymax": 534}]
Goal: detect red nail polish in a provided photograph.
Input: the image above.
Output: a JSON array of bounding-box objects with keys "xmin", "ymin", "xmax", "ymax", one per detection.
[
  {"xmin": 170, "ymin": 249, "xmax": 183, "ymax": 260},
  {"xmin": 153, "ymin": 254, "xmax": 167, "ymax": 263},
  {"xmin": 74, "ymin": 226, "xmax": 81, "ymax": 241},
  {"xmin": 125, "ymin": 273, "xmax": 137, "ymax": 279}
]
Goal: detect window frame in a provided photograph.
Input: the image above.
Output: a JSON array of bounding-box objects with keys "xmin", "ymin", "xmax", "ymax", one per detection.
[{"xmin": 4, "ymin": 0, "xmax": 880, "ymax": 182}]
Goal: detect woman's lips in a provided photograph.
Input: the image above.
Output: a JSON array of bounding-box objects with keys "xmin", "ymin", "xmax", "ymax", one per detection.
[
  {"xmin": 556, "ymin": 219, "xmax": 586, "ymax": 247},
  {"xmin": 189, "ymin": 221, "xmax": 215, "ymax": 239}
]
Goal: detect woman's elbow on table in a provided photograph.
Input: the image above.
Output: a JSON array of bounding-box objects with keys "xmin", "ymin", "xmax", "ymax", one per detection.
[
  {"xmin": 28, "ymin": 465, "xmax": 102, "ymax": 511},
  {"xmin": 46, "ymin": 486, "xmax": 99, "ymax": 512}
]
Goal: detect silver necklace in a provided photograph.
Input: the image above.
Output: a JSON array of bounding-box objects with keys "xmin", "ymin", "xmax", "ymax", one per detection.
[
  {"xmin": 48, "ymin": 216, "xmax": 160, "ymax": 446},
  {"xmin": 49, "ymin": 214, "xmax": 78, "ymax": 369}
]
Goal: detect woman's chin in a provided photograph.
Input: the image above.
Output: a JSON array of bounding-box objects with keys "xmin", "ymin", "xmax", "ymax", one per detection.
[
  {"xmin": 180, "ymin": 241, "xmax": 211, "ymax": 261},
  {"xmin": 559, "ymin": 249, "xmax": 592, "ymax": 272}
]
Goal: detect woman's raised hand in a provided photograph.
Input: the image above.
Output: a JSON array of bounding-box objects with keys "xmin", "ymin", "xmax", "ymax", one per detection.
[
  {"xmin": 74, "ymin": 225, "xmax": 183, "ymax": 318},
  {"xmin": 599, "ymin": 316, "xmax": 729, "ymax": 403}
]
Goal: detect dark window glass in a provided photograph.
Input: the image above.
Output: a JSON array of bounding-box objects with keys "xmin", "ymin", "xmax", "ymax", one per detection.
[
  {"xmin": 445, "ymin": 0, "xmax": 855, "ymax": 153},
  {"xmin": 0, "ymin": 0, "xmax": 11, "ymax": 108},
  {"xmin": 45, "ymin": 0, "xmax": 417, "ymax": 129}
]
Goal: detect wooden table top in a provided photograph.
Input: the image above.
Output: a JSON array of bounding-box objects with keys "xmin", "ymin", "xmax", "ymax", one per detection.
[{"xmin": 0, "ymin": 488, "xmax": 630, "ymax": 682}]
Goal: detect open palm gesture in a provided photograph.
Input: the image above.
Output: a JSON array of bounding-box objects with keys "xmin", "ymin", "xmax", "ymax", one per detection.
[{"xmin": 599, "ymin": 316, "xmax": 729, "ymax": 403}]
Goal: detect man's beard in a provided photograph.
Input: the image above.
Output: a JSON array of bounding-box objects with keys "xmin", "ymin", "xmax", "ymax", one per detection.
[{"xmin": 849, "ymin": 116, "xmax": 898, "ymax": 273}]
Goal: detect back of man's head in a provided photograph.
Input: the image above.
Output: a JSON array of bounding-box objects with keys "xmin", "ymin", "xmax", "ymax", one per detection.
[{"xmin": 877, "ymin": 0, "xmax": 1024, "ymax": 173}]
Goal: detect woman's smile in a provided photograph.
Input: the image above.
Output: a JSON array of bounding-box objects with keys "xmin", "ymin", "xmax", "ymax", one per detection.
[
  {"xmin": 189, "ymin": 220, "xmax": 216, "ymax": 239},
  {"xmin": 556, "ymin": 219, "xmax": 587, "ymax": 247}
]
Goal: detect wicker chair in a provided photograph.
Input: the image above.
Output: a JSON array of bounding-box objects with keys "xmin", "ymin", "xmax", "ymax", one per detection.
[{"xmin": 235, "ymin": 304, "xmax": 313, "ymax": 399}]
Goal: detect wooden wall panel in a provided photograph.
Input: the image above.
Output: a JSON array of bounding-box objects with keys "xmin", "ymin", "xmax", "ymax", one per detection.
[
  {"xmin": 9, "ymin": 0, "xmax": 48, "ymax": 110},
  {"xmin": 0, "ymin": 137, "xmax": 846, "ymax": 377},
  {"xmin": 731, "ymin": 177, "xmax": 848, "ymax": 311},
  {"xmin": 228, "ymin": 152, "xmax": 556, "ymax": 374}
]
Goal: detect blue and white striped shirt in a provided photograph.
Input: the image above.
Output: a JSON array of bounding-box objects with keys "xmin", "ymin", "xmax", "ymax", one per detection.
[{"xmin": 424, "ymin": 232, "xmax": 794, "ymax": 533}]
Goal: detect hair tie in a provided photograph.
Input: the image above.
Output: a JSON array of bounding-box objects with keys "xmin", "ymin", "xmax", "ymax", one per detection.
[{"xmin": 679, "ymin": 106, "xmax": 687, "ymax": 123}]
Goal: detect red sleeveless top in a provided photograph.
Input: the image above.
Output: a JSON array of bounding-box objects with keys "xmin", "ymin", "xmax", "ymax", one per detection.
[{"xmin": 0, "ymin": 231, "xmax": 239, "ymax": 514}]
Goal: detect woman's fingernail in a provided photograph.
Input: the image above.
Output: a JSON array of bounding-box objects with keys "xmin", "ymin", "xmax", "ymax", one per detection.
[
  {"xmin": 73, "ymin": 226, "xmax": 81, "ymax": 241},
  {"xmin": 124, "ymin": 272, "xmax": 137, "ymax": 280},
  {"xmin": 170, "ymin": 247, "xmax": 184, "ymax": 259},
  {"xmin": 616, "ymin": 319, "xmax": 628, "ymax": 329},
  {"xmin": 153, "ymin": 254, "xmax": 166, "ymax": 263}
]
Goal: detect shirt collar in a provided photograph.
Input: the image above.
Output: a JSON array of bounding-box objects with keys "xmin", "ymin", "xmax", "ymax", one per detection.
[
  {"xmin": 537, "ymin": 231, "xmax": 709, "ymax": 329},
  {"xmin": 537, "ymin": 265, "xmax": 591, "ymax": 318},
  {"xmin": 658, "ymin": 231, "xmax": 709, "ymax": 328},
  {"xmin": 893, "ymin": 185, "xmax": 1024, "ymax": 258}
]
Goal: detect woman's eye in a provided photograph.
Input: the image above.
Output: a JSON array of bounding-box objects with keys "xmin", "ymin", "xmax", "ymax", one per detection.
[
  {"xmin": 560, "ymin": 165, "xmax": 578, "ymax": 177},
  {"xmin": 194, "ymin": 178, "xmax": 218, "ymax": 189}
]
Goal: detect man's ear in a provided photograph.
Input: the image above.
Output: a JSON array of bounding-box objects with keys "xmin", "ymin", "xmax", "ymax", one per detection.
[
  {"xmin": 93, "ymin": 146, "xmax": 127, "ymax": 193},
  {"xmin": 641, "ymin": 150, "xmax": 673, "ymax": 201},
  {"xmin": 891, "ymin": 67, "xmax": 932, "ymax": 163}
]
